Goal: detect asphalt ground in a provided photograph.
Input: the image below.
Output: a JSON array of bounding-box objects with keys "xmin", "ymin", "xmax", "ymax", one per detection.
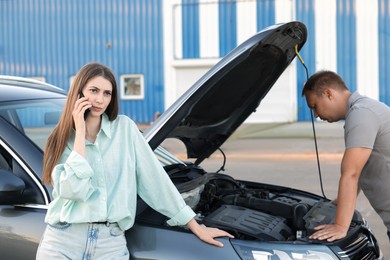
[{"xmin": 193, "ymin": 122, "xmax": 389, "ymax": 257}]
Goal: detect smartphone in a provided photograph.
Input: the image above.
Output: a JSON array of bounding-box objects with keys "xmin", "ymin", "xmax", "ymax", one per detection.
[{"xmin": 79, "ymin": 92, "xmax": 90, "ymax": 120}]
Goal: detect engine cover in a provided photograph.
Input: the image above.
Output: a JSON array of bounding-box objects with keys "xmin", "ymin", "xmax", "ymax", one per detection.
[{"xmin": 202, "ymin": 205, "xmax": 293, "ymax": 241}]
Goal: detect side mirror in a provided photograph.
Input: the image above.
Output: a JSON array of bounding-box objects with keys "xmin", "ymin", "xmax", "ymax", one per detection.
[{"xmin": 0, "ymin": 169, "xmax": 25, "ymax": 204}]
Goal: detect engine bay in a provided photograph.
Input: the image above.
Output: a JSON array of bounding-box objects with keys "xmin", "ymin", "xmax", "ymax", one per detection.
[
  {"xmin": 166, "ymin": 164, "xmax": 363, "ymax": 242},
  {"xmin": 135, "ymin": 163, "xmax": 366, "ymax": 245}
]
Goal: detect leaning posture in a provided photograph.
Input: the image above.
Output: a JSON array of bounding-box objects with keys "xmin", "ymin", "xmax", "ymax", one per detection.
[{"xmin": 302, "ymin": 70, "xmax": 390, "ymax": 243}]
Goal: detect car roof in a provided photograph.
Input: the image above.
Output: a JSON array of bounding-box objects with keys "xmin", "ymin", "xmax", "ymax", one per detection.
[{"xmin": 0, "ymin": 76, "xmax": 67, "ymax": 102}]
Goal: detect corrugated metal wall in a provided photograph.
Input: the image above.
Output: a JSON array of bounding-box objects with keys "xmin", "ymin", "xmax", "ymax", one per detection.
[
  {"xmin": 181, "ymin": 0, "xmax": 276, "ymax": 58},
  {"xmin": 294, "ymin": 0, "xmax": 364, "ymax": 121},
  {"xmin": 0, "ymin": 0, "xmax": 164, "ymax": 124},
  {"xmin": 173, "ymin": 0, "xmax": 390, "ymax": 122},
  {"xmin": 1, "ymin": 0, "xmax": 390, "ymax": 123}
]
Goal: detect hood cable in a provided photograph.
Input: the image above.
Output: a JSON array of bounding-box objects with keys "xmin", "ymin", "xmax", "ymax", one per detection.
[
  {"xmin": 216, "ymin": 148, "xmax": 226, "ymax": 173},
  {"xmin": 294, "ymin": 45, "xmax": 327, "ymax": 199}
]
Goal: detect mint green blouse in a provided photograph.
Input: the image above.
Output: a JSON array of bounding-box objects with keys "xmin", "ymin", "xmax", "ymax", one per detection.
[{"xmin": 45, "ymin": 114, "xmax": 195, "ymax": 231}]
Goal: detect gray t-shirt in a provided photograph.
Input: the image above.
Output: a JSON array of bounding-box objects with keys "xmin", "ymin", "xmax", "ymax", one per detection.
[{"xmin": 345, "ymin": 92, "xmax": 390, "ymax": 230}]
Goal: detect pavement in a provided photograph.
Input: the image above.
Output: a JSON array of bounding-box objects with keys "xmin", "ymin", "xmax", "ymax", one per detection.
[
  {"xmin": 219, "ymin": 121, "xmax": 346, "ymax": 159},
  {"xmin": 229, "ymin": 121, "xmax": 345, "ymax": 139}
]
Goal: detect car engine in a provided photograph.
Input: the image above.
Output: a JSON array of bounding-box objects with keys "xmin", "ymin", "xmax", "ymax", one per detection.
[
  {"xmin": 135, "ymin": 164, "xmax": 381, "ymax": 259},
  {"xmin": 167, "ymin": 165, "xmax": 364, "ymax": 243},
  {"xmin": 181, "ymin": 172, "xmax": 338, "ymax": 241}
]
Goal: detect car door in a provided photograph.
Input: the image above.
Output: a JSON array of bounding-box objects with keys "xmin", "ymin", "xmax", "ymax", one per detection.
[{"xmin": 0, "ymin": 116, "xmax": 48, "ymax": 260}]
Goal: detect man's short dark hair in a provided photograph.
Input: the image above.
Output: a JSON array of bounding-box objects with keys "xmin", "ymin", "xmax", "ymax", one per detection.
[{"xmin": 302, "ymin": 70, "xmax": 348, "ymax": 97}]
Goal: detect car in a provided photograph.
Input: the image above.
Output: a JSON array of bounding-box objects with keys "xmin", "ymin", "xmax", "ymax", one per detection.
[{"xmin": 0, "ymin": 21, "xmax": 383, "ymax": 259}]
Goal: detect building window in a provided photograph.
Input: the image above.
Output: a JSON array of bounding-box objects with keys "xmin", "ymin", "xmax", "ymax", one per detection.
[{"xmin": 120, "ymin": 74, "xmax": 144, "ymax": 100}]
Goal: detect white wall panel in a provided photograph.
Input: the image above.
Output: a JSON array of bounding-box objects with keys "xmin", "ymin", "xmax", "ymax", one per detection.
[
  {"xmin": 163, "ymin": 0, "xmax": 180, "ymax": 106},
  {"xmin": 199, "ymin": 0, "xmax": 219, "ymax": 58},
  {"xmin": 172, "ymin": 0, "xmax": 183, "ymax": 59},
  {"xmin": 247, "ymin": 0, "xmax": 297, "ymax": 123},
  {"xmin": 236, "ymin": 1, "xmax": 257, "ymax": 45},
  {"xmin": 172, "ymin": 59, "xmax": 219, "ymax": 98},
  {"xmin": 275, "ymin": 0, "xmax": 295, "ymax": 23},
  {"xmin": 246, "ymin": 64, "xmax": 298, "ymax": 123},
  {"xmin": 356, "ymin": 0, "xmax": 379, "ymax": 99},
  {"xmin": 314, "ymin": 0, "xmax": 337, "ymax": 72}
]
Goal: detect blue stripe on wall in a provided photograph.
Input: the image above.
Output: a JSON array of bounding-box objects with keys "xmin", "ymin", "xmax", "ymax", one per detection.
[
  {"xmin": 182, "ymin": 0, "xmax": 200, "ymax": 59},
  {"xmin": 336, "ymin": 0, "xmax": 357, "ymax": 93},
  {"xmin": 256, "ymin": 0, "xmax": 275, "ymax": 30},
  {"xmin": 219, "ymin": 0, "xmax": 237, "ymax": 57},
  {"xmin": 378, "ymin": 0, "xmax": 390, "ymax": 104},
  {"xmin": 296, "ymin": 0, "xmax": 317, "ymax": 121}
]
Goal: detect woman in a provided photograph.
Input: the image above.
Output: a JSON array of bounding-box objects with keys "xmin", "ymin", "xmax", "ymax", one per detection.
[{"xmin": 36, "ymin": 62, "xmax": 233, "ymax": 259}]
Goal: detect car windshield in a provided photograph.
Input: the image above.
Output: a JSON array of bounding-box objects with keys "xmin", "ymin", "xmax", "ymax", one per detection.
[{"xmin": 0, "ymin": 98, "xmax": 66, "ymax": 150}]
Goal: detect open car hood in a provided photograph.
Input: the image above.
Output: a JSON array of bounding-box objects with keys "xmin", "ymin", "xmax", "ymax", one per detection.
[{"xmin": 143, "ymin": 21, "xmax": 307, "ymax": 165}]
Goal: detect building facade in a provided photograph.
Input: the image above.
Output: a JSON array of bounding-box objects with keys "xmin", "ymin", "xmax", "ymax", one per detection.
[{"xmin": 1, "ymin": 0, "xmax": 389, "ymax": 123}]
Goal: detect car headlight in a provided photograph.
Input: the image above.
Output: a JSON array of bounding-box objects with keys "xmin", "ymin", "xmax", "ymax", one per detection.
[{"xmin": 231, "ymin": 240, "xmax": 338, "ymax": 260}]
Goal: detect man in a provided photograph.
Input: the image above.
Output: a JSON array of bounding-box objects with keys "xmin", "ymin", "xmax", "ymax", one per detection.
[{"xmin": 302, "ymin": 70, "xmax": 390, "ymax": 242}]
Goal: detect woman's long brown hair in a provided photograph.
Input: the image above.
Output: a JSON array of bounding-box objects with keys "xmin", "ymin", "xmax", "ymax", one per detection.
[{"xmin": 42, "ymin": 62, "xmax": 119, "ymax": 185}]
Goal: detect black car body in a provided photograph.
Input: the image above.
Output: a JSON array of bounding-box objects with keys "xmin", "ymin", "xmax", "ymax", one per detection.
[{"xmin": 0, "ymin": 22, "xmax": 383, "ymax": 259}]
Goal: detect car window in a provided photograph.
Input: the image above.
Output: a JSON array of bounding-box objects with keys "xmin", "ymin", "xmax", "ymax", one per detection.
[{"xmin": 0, "ymin": 99, "xmax": 65, "ymax": 150}]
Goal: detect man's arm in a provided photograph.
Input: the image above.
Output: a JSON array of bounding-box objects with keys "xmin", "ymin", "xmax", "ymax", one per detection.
[{"xmin": 309, "ymin": 147, "xmax": 371, "ymax": 241}]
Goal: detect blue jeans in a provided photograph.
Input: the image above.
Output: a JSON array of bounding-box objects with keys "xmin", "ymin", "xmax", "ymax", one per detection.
[{"xmin": 36, "ymin": 222, "xmax": 129, "ymax": 259}]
